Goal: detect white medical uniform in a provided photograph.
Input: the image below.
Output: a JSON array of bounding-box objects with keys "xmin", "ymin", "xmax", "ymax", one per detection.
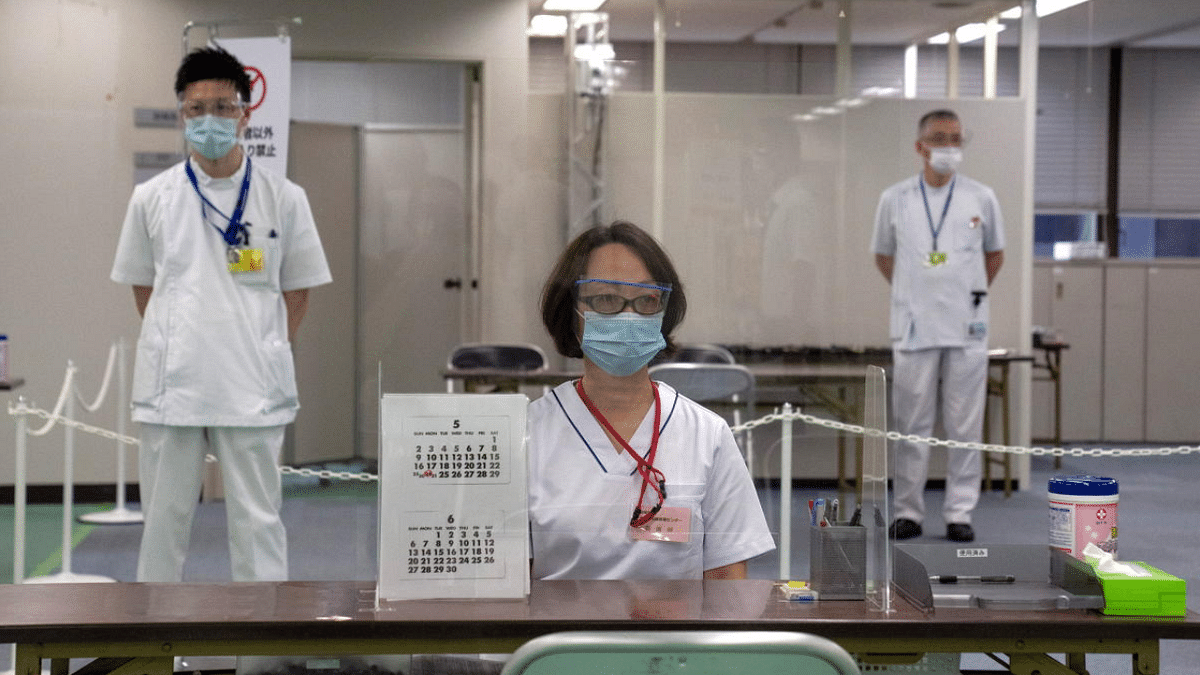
[
  {"xmin": 527, "ymin": 381, "xmax": 775, "ymax": 580},
  {"xmin": 871, "ymin": 173, "xmax": 1005, "ymax": 526},
  {"xmin": 111, "ymin": 155, "xmax": 332, "ymax": 581}
]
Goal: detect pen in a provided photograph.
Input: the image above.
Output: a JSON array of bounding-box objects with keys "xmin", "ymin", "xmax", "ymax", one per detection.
[{"xmin": 930, "ymin": 575, "xmax": 1016, "ymax": 584}]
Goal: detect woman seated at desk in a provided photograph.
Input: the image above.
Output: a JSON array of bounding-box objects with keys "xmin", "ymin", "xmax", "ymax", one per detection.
[{"xmin": 528, "ymin": 221, "xmax": 775, "ymax": 580}]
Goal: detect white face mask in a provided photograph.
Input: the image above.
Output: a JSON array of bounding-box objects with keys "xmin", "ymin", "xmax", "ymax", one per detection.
[{"xmin": 928, "ymin": 146, "xmax": 963, "ymax": 175}]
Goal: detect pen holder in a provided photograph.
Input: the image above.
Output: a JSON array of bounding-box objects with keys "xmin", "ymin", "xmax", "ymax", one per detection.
[{"xmin": 809, "ymin": 526, "xmax": 866, "ymax": 600}]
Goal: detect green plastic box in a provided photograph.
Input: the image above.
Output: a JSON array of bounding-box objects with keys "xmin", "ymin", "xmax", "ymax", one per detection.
[{"xmin": 1090, "ymin": 561, "xmax": 1187, "ymax": 617}]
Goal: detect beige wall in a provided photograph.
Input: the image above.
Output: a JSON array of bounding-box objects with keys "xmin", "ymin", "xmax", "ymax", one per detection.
[{"xmin": 0, "ymin": 0, "xmax": 535, "ymax": 485}]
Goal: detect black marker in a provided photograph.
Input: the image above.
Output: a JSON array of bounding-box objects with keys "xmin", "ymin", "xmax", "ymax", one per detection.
[{"xmin": 930, "ymin": 574, "xmax": 1016, "ymax": 584}]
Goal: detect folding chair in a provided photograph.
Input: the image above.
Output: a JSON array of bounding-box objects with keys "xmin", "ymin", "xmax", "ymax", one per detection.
[
  {"xmin": 446, "ymin": 343, "xmax": 548, "ymax": 393},
  {"xmin": 647, "ymin": 362, "xmax": 757, "ymax": 476},
  {"xmin": 500, "ymin": 630, "xmax": 860, "ymax": 675}
]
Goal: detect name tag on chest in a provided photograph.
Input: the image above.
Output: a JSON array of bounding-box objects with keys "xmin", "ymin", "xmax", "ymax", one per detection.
[{"xmin": 629, "ymin": 506, "xmax": 692, "ymax": 543}]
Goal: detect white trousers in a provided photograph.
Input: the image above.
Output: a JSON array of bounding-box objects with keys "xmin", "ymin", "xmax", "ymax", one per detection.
[
  {"xmin": 891, "ymin": 345, "xmax": 987, "ymax": 525},
  {"xmin": 137, "ymin": 424, "xmax": 288, "ymax": 582}
]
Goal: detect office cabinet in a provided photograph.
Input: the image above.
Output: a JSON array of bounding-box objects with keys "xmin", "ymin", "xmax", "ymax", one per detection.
[
  {"xmin": 1042, "ymin": 264, "xmax": 1104, "ymax": 441},
  {"xmin": 1031, "ymin": 265, "xmax": 1055, "ymax": 440},
  {"xmin": 1034, "ymin": 259, "xmax": 1200, "ymax": 443},
  {"xmin": 1145, "ymin": 265, "xmax": 1200, "ymax": 441},
  {"xmin": 1102, "ymin": 265, "xmax": 1146, "ymax": 441}
]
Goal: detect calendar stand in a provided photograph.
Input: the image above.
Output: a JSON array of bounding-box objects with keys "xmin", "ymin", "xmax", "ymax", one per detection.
[{"xmin": 376, "ymin": 393, "xmax": 529, "ymax": 604}]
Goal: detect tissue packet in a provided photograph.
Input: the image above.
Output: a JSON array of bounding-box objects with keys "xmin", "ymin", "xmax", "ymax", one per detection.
[{"xmin": 1090, "ymin": 561, "xmax": 1187, "ymax": 616}]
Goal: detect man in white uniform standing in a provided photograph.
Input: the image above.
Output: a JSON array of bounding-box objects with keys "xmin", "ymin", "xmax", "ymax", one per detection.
[
  {"xmin": 871, "ymin": 109, "xmax": 1005, "ymax": 543},
  {"xmin": 111, "ymin": 47, "xmax": 332, "ymax": 581}
]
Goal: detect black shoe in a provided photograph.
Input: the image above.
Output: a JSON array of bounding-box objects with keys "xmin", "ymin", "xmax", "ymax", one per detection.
[
  {"xmin": 889, "ymin": 518, "xmax": 922, "ymax": 540},
  {"xmin": 946, "ymin": 523, "xmax": 975, "ymax": 542}
]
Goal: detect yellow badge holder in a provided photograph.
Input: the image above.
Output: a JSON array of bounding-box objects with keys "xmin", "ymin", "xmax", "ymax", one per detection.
[{"xmin": 228, "ymin": 248, "xmax": 265, "ymax": 273}]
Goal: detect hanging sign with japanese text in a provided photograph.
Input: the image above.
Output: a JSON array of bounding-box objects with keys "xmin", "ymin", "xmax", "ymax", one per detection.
[{"xmin": 214, "ymin": 36, "xmax": 292, "ymax": 176}]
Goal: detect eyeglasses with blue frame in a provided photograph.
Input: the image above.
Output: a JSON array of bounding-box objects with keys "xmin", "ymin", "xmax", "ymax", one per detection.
[{"xmin": 575, "ymin": 279, "xmax": 671, "ymax": 316}]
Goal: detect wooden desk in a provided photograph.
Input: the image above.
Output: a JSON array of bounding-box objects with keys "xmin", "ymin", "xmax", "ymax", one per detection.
[
  {"xmin": 983, "ymin": 352, "xmax": 1036, "ymax": 497},
  {"xmin": 1032, "ymin": 340, "xmax": 1069, "ymax": 469},
  {"xmin": 1, "ymin": 580, "xmax": 1195, "ymax": 675},
  {"xmin": 444, "ymin": 368, "xmax": 573, "ymax": 393},
  {"xmin": 745, "ymin": 364, "xmax": 872, "ymax": 503}
]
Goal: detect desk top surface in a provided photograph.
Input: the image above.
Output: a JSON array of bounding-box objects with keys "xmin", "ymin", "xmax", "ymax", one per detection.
[{"xmin": 0, "ymin": 580, "xmax": 1195, "ymax": 645}]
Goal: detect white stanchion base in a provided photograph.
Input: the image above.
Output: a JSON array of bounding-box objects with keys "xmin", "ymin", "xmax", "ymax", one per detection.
[
  {"xmin": 78, "ymin": 507, "xmax": 144, "ymax": 525},
  {"xmin": 22, "ymin": 572, "xmax": 115, "ymax": 584}
]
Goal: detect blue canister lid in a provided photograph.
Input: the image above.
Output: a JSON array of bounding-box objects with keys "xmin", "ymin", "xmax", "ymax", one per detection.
[{"xmin": 1049, "ymin": 475, "xmax": 1118, "ymax": 496}]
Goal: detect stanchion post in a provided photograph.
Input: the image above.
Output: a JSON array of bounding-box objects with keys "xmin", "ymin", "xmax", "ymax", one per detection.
[
  {"xmin": 779, "ymin": 402, "xmax": 793, "ymax": 580},
  {"xmin": 115, "ymin": 337, "xmax": 129, "ymax": 511},
  {"xmin": 14, "ymin": 399, "xmax": 27, "ymax": 584},
  {"xmin": 61, "ymin": 370, "xmax": 76, "ymax": 575}
]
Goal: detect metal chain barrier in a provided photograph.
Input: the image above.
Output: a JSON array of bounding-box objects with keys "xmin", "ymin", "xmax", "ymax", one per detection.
[
  {"xmin": 9, "ymin": 400, "xmax": 139, "ymax": 446},
  {"xmin": 731, "ymin": 408, "xmax": 1200, "ymax": 458},
  {"xmin": 278, "ymin": 464, "xmax": 377, "ymax": 483},
  {"xmin": 11, "ymin": 400, "xmax": 1198, "ymax": 491},
  {"xmin": 9, "ymin": 400, "xmax": 379, "ymax": 482}
]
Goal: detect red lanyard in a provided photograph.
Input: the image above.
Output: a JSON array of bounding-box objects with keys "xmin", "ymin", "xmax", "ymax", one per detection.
[{"xmin": 574, "ymin": 379, "xmax": 667, "ymax": 527}]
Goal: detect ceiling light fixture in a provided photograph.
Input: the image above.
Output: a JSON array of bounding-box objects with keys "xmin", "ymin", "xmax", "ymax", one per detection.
[
  {"xmin": 573, "ymin": 43, "xmax": 615, "ymax": 61},
  {"xmin": 528, "ymin": 14, "xmax": 568, "ymax": 37},
  {"xmin": 1000, "ymin": 0, "xmax": 1091, "ymax": 20},
  {"xmin": 543, "ymin": 0, "xmax": 606, "ymax": 11},
  {"xmin": 927, "ymin": 22, "xmax": 1007, "ymax": 44}
]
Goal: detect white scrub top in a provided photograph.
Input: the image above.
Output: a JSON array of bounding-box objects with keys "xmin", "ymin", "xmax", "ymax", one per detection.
[
  {"xmin": 111, "ymin": 156, "xmax": 332, "ymax": 427},
  {"xmin": 871, "ymin": 173, "xmax": 1005, "ymax": 351},
  {"xmin": 527, "ymin": 380, "xmax": 776, "ymax": 580}
]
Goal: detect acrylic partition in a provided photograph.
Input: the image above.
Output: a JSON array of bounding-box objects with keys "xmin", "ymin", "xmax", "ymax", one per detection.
[
  {"xmin": 597, "ymin": 92, "xmax": 1031, "ymax": 355},
  {"xmin": 862, "ymin": 365, "xmax": 892, "ymax": 613}
]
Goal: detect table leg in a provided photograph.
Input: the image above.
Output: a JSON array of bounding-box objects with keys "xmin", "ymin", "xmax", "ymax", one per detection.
[
  {"xmin": 14, "ymin": 646, "xmax": 41, "ymax": 675},
  {"xmin": 983, "ymin": 362, "xmax": 1013, "ymax": 497}
]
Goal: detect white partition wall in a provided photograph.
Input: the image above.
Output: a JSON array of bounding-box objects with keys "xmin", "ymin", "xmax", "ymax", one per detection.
[
  {"xmin": 603, "ymin": 95, "xmax": 1029, "ymax": 354},
  {"xmin": 598, "ymin": 93, "xmax": 1032, "ymax": 480}
]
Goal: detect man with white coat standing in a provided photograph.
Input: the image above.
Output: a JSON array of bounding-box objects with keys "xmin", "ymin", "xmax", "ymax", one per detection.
[
  {"xmin": 871, "ymin": 109, "xmax": 1005, "ymax": 543},
  {"xmin": 111, "ymin": 46, "xmax": 332, "ymax": 581}
]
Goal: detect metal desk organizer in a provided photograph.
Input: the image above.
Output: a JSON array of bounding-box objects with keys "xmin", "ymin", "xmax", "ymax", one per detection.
[
  {"xmin": 893, "ymin": 544, "xmax": 1105, "ymax": 612},
  {"xmin": 810, "ymin": 526, "xmax": 867, "ymax": 600}
]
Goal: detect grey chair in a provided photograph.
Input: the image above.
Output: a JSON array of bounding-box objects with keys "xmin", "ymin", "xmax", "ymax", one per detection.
[
  {"xmin": 660, "ymin": 343, "xmax": 736, "ymax": 365},
  {"xmin": 647, "ymin": 362, "xmax": 757, "ymax": 476},
  {"xmin": 446, "ymin": 343, "xmax": 548, "ymax": 393},
  {"xmin": 500, "ymin": 631, "xmax": 861, "ymax": 675}
]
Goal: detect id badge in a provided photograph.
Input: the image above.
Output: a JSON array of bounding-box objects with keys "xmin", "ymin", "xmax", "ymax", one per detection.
[
  {"xmin": 228, "ymin": 248, "xmax": 265, "ymax": 273},
  {"xmin": 629, "ymin": 506, "xmax": 691, "ymax": 543},
  {"xmin": 925, "ymin": 251, "xmax": 948, "ymax": 267},
  {"xmin": 967, "ymin": 321, "xmax": 987, "ymax": 339}
]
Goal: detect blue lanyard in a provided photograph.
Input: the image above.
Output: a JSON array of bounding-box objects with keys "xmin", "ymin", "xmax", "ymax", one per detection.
[
  {"xmin": 184, "ymin": 156, "xmax": 253, "ymax": 247},
  {"xmin": 918, "ymin": 175, "xmax": 956, "ymax": 252}
]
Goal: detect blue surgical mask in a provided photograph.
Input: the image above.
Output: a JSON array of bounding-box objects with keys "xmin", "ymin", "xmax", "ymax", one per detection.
[
  {"xmin": 185, "ymin": 114, "xmax": 241, "ymax": 161},
  {"xmin": 580, "ymin": 311, "xmax": 666, "ymax": 377}
]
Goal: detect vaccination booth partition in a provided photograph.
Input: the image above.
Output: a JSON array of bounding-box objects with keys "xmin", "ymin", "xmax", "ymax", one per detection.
[{"xmin": 291, "ymin": 90, "xmax": 1032, "ymax": 486}]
